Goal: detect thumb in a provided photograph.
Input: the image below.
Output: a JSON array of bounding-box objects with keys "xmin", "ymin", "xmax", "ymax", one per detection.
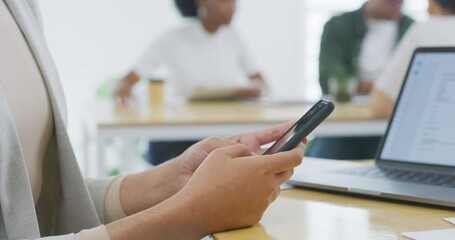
[
  {"xmin": 258, "ymin": 145, "xmax": 304, "ymax": 173},
  {"xmin": 211, "ymin": 144, "xmax": 253, "ymax": 160}
]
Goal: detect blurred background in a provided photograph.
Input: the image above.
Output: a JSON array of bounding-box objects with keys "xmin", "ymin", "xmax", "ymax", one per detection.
[{"xmin": 38, "ymin": 0, "xmax": 428, "ymax": 168}]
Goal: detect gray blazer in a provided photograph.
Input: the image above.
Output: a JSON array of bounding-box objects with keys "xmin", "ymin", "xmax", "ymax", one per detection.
[{"xmin": 1, "ymin": 1, "xmax": 113, "ymax": 239}]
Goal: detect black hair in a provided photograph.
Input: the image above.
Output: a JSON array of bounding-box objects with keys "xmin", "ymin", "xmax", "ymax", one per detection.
[
  {"xmin": 435, "ymin": 0, "xmax": 455, "ymax": 13},
  {"xmin": 174, "ymin": 0, "xmax": 198, "ymax": 18}
]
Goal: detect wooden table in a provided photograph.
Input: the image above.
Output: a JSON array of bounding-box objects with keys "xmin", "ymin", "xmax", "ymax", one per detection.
[
  {"xmin": 83, "ymin": 101, "xmax": 388, "ymax": 176},
  {"xmin": 213, "ymin": 188, "xmax": 455, "ymax": 240}
]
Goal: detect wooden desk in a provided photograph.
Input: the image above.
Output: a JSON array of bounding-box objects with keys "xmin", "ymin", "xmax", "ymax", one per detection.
[
  {"xmin": 83, "ymin": 101, "xmax": 387, "ymax": 176},
  {"xmin": 214, "ymin": 188, "xmax": 455, "ymax": 240}
]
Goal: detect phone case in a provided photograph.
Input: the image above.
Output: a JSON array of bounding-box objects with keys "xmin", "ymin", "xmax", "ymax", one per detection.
[{"xmin": 277, "ymin": 100, "xmax": 335, "ymax": 153}]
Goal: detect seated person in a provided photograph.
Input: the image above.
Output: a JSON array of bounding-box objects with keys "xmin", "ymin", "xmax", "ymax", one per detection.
[
  {"xmin": 319, "ymin": 0, "xmax": 414, "ymax": 95},
  {"xmin": 115, "ymin": 0, "xmax": 266, "ymax": 166},
  {"xmin": 371, "ymin": 0, "xmax": 455, "ymax": 118},
  {"xmin": 0, "ymin": 1, "xmax": 304, "ymax": 238},
  {"xmin": 308, "ymin": 0, "xmax": 413, "ymax": 160}
]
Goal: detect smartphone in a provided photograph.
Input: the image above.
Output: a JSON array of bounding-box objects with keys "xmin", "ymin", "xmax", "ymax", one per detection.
[{"xmin": 263, "ymin": 100, "xmax": 335, "ymax": 155}]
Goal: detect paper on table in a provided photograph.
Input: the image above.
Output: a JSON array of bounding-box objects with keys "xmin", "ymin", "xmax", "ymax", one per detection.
[
  {"xmin": 402, "ymin": 229, "xmax": 455, "ymax": 240},
  {"xmin": 443, "ymin": 218, "xmax": 455, "ymax": 225}
]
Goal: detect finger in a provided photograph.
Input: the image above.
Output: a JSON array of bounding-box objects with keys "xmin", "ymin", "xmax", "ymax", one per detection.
[
  {"xmin": 275, "ymin": 169, "xmax": 294, "ymax": 185},
  {"xmin": 212, "ymin": 144, "xmax": 253, "ymax": 159},
  {"xmin": 248, "ymin": 121, "xmax": 297, "ymax": 145},
  {"xmin": 303, "ymin": 138, "xmax": 308, "ymax": 145},
  {"xmin": 258, "ymin": 147, "xmax": 304, "ymax": 173},
  {"xmin": 204, "ymin": 137, "xmax": 239, "ymax": 150},
  {"xmin": 269, "ymin": 187, "xmax": 281, "ymax": 203},
  {"xmin": 227, "ymin": 121, "xmax": 296, "ymax": 145}
]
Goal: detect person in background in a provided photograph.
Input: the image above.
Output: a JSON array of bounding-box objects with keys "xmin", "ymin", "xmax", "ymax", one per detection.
[
  {"xmin": 115, "ymin": 0, "xmax": 266, "ymax": 166},
  {"xmin": 308, "ymin": 0, "xmax": 414, "ymax": 160},
  {"xmin": 319, "ymin": 0, "xmax": 413, "ymax": 95},
  {"xmin": 1, "ymin": 1, "xmax": 304, "ymax": 239},
  {"xmin": 371, "ymin": 0, "xmax": 455, "ymax": 118}
]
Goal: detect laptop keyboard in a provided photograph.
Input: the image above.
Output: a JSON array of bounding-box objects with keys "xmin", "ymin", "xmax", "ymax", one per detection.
[{"xmin": 336, "ymin": 167, "xmax": 455, "ymax": 188}]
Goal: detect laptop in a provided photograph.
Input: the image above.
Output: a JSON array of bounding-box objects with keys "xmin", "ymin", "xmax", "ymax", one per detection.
[{"xmin": 289, "ymin": 47, "xmax": 455, "ymax": 208}]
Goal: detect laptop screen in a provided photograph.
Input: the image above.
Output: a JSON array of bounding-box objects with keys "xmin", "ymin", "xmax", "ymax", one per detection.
[{"xmin": 380, "ymin": 48, "xmax": 455, "ymax": 167}]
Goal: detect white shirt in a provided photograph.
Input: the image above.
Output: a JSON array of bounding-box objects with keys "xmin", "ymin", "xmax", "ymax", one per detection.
[
  {"xmin": 134, "ymin": 20, "xmax": 259, "ymax": 100},
  {"xmin": 359, "ymin": 19, "xmax": 398, "ymax": 82},
  {"xmin": 375, "ymin": 17, "xmax": 455, "ymax": 100}
]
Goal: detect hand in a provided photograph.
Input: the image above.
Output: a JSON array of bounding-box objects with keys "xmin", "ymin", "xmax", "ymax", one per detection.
[
  {"xmin": 119, "ymin": 122, "xmax": 304, "ymax": 216},
  {"xmin": 114, "ymin": 72, "xmax": 140, "ymax": 105},
  {"xmin": 357, "ymin": 81, "xmax": 373, "ymax": 94},
  {"xmin": 228, "ymin": 121, "xmax": 306, "ymax": 154},
  {"xmin": 175, "ymin": 144, "xmax": 305, "ymax": 235},
  {"xmin": 119, "ymin": 138, "xmax": 237, "ymax": 216},
  {"xmin": 235, "ymin": 73, "xmax": 268, "ymax": 99},
  {"xmin": 114, "ymin": 81, "xmax": 133, "ymax": 105},
  {"xmin": 108, "ymin": 144, "xmax": 304, "ymax": 240},
  {"xmin": 235, "ymin": 87, "xmax": 262, "ymax": 98},
  {"xmin": 176, "ymin": 122, "xmax": 305, "ymax": 188},
  {"xmin": 176, "ymin": 137, "xmax": 239, "ymax": 187}
]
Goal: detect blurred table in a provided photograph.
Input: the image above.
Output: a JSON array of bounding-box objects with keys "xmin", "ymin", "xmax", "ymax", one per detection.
[
  {"xmin": 213, "ymin": 187, "xmax": 455, "ymax": 240},
  {"xmin": 83, "ymin": 101, "xmax": 387, "ymax": 176}
]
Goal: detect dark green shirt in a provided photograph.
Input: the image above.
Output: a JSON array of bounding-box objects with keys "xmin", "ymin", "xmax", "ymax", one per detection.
[{"xmin": 319, "ymin": 8, "xmax": 414, "ymax": 94}]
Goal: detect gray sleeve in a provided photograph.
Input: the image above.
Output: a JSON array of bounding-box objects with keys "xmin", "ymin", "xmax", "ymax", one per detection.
[
  {"xmin": 17, "ymin": 234, "xmax": 75, "ymax": 240},
  {"xmin": 85, "ymin": 178, "xmax": 116, "ymax": 224},
  {"xmin": 40, "ymin": 234, "xmax": 75, "ymax": 240}
]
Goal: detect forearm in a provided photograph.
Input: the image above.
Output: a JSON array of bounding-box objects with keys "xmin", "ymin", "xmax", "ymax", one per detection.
[
  {"xmin": 119, "ymin": 158, "xmax": 186, "ymax": 216},
  {"xmin": 107, "ymin": 191, "xmax": 207, "ymax": 240},
  {"xmin": 369, "ymin": 88, "xmax": 394, "ymax": 119},
  {"xmin": 75, "ymin": 226, "xmax": 110, "ymax": 240},
  {"xmin": 115, "ymin": 72, "xmax": 141, "ymax": 104}
]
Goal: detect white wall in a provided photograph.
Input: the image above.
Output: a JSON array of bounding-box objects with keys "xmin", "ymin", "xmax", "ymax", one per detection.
[{"xmin": 236, "ymin": 0, "xmax": 304, "ymax": 98}]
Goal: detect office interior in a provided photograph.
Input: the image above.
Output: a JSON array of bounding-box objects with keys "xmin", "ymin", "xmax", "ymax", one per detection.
[
  {"xmin": 38, "ymin": 0, "xmax": 429, "ymax": 173},
  {"xmin": 9, "ymin": 0, "xmax": 452, "ymax": 239}
]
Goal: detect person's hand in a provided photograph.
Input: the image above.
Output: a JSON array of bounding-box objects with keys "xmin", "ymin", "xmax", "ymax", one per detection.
[
  {"xmin": 235, "ymin": 86, "xmax": 262, "ymax": 99},
  {"xmin": 175, "ymin": 122, "xmax": 305, "ymax": 189},
  {"xmin": 114, "ymin": 72, "xmax": 140, "ymax": 105},
  {"xmin": 235, "ymin": 73, "xmax": 268, "ymax": 99},
  {"xmin": 357, "ymin": 81, "xmax": 373, "ymax": 94},
  {"xmin": 173, "ymin": 144, "xmax": 305, "ymax": 235},
  {"xmin": 119, "ymin": 122, "xmax": 304, "ymax": 216},
  {"xmin": 227, "ymin": 121, "xmax": 305, "ymax": 154},
  {"xmin": 175, "ymin": 137, "xmax": 239, "ymax": 187},
  {"xmin": 118, "ymin": 138, "xmax": 234, "ymax": 216},
  {"xmin": 114, "ymin": 81, "xmax": 134, "ymax": 105},
  {"xmin": 108, "ymin": 144, "xmax": 304, "ymax": 240}
]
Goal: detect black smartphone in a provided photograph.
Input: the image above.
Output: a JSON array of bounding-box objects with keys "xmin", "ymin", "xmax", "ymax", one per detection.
[{"xmin": 263, "ymin": 100, "xmax": 335, "ymax": 155}]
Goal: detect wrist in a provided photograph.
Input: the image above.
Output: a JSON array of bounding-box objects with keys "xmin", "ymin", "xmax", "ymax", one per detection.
[
  {"xmin": 107, "ymin": 191, "xmax": 209, "ymax": 240},
  {"xmin": 165, "ymin": 156, "xmax": 188, "ymax": 194},
  {"xmin": 170, "ymin": 155, "xmax": 191, "ymax": 191},
  {"xmin": 161, "ymin": 190, "xmax": 211, "ymax": 238},
  {"xmin": 119, "ymin": 159, "xmax": 184, "ymax": 215}
]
